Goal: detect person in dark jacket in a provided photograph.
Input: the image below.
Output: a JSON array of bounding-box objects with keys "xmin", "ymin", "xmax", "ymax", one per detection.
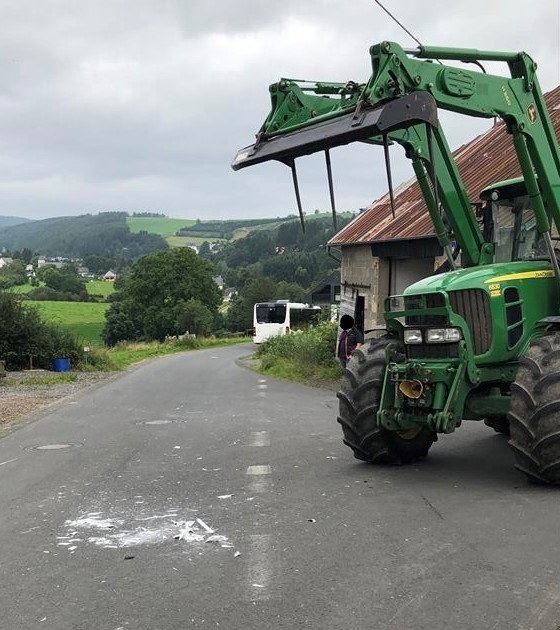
[{"xmin": 337, "ymin": 314, "xmax": 364, "ymax": 368}]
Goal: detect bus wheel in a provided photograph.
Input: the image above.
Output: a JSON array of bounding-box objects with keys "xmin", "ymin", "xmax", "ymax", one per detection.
[
  {"xmin": 336, "ymin": 336, "xmax": 436, "ymax": 464},
  {"xmin": 509, "ymin": 333, "xmax": 560, "ymax": 484}
]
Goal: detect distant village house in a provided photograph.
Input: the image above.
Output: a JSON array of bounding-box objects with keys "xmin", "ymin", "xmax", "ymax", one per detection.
[{"xmin": 0, "ymin": 257, "xmax": 14, "ymax": 268}]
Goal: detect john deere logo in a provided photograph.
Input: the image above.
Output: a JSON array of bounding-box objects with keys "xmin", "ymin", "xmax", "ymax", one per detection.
[{"xmin": 528, "ymin": 104, "xmax": 537, "ymax": 124}]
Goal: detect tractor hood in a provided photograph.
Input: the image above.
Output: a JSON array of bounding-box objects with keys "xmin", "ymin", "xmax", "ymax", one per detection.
[{"xmin": 404, "ymin": 260, "xmax": 555, "ymax": 295}]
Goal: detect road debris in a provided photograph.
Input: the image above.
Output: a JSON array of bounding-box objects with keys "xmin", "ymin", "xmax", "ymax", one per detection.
[{"xmin": 58, "ymin": 509, "xmax": 236, "ymax": 554}]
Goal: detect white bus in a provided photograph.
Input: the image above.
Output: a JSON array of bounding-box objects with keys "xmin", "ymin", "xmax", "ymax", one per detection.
[{"xmin": 253, "ymin": 300, "xmax": 321, "ymax": 343}]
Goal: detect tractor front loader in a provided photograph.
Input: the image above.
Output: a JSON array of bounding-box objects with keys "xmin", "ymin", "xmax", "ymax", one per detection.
[{"xmin": 232, "ymin": 41, "xmax": 560, "ymax": 483}]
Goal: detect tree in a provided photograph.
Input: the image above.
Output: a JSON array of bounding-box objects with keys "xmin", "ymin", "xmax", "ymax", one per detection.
[
  {"xmin": 102, "ymin": 247, "xmax": 221, "ymax": 345},
  {"xmin": 176, "ymin": 299, "xmax": 214, "ymax": 336},
  {"xmin": 0, "ymin": 260, "xmax": 27, "ymax": 289},
  {"xmin": 276, "ymin": 281, "xmax": 304, "ymax": 302},
  {"xmin": 225, "ymin": 276, "xmax": 278, "ymax": 332},
  {"xmin": 102, "ymin": 302, "xmax": 138, "ymax": 346},
  {"xmin": 43, "ymin": 267, "xmax": 87, "ymax": 297},
  {"xmin": 198, "ymin": 241, "xmax": 211, "ymax": 258}
]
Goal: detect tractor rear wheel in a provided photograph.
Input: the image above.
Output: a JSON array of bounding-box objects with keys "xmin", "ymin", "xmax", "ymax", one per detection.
[
  {"xmin": 509, "ymin": 333, "xmax": 560, "ymax": 484},
  {"xmin": 336, "ymin": 336, "xmax": 436, "ymax": 464}
]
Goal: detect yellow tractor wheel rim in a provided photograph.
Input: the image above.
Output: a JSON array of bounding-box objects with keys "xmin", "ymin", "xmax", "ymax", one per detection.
[{"xmin": 396, "ymin": 427, "xmax": 423, "ymax": 441}]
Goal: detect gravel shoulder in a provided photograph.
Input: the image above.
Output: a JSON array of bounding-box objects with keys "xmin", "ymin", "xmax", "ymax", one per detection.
[{"xmin": 0, "ymin": 370, "xmax": 119, "ymax": 434}]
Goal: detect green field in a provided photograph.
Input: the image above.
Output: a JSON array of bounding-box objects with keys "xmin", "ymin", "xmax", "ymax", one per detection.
[
  {"xmin": 9, "ymin": 280, "xmax": 114, "ymax": 297},
  {"xmin": 29, "ymin": 301, "xmax": 109, "ymax": 346},
  {"xmin": 126, "ymin": 216, "xmax": 195, "ymax": 237},
  {"xmin": 127, "ymin": 212, "xmax": 358, "ymax": 248},
  {"xmin": 86, "ymin": 280, "xmax": 115, "ymax": 297},
  {"xmin": 7, "ymin": 283, "xmax": 36, "ymax": 294}
]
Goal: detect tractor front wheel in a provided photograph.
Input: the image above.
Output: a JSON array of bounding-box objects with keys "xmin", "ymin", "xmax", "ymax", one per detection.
[
  {"xmin": 509, "ymin": 333, "xmax": 560, "ymax": 484},
  {"xmin": 336, "ymin": 336, "xmax": 436, "ymax": 464}
]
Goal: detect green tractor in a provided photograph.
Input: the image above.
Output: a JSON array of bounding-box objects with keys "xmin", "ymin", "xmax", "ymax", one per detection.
[{"xmin": 232, "ymin": 41, "xmax": 560, "ymax": 483}]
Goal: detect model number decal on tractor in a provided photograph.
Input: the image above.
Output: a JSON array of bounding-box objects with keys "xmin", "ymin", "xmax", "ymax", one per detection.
[{"xmin": 485, "ymin": 270, "xmax": 555, "ymax": 283}]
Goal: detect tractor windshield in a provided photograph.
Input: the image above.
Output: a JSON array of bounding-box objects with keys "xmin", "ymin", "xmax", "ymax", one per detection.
[
  {"xmin": 483, "ymin": 178, "xmax": 559, "ymax": 264},
  {"xmin": 493, "ymin": 195, "xmax": 540, "ymax": 262}
]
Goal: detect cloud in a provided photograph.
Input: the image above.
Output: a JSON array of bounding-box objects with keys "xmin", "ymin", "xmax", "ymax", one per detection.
[{"xmin": 0, "ymin": 0, "xmax": 557, "ymax": 219}]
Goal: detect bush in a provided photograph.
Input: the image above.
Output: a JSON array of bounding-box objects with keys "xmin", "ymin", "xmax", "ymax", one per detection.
[
  {"xmin": 0, "ymin": 292, "xmax": 85, "ymax": 369},
  {"xmin": 28, "ymin": 286, "xmax": 90, "ymax": 302},
  {"xmin": 257, "ymin": 322, "xmax": 338, "ymax": 370}
]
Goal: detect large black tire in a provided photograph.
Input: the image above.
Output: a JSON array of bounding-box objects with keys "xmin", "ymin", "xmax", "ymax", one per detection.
[
  {"xmin": 336, "ymin": 336, "xmax": 436, "ymax": 464},
  {"xmin": 509, "ymin": 333, "xmax": 560, "ymax": 484}
]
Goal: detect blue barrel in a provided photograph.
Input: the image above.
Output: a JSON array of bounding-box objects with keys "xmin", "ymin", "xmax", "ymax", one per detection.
[{"xmin": 53, "ymin": 358, "xmax": 71, "ymax": 372}]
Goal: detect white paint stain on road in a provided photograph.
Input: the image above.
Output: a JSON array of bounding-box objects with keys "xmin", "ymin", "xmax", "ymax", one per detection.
[{"xmin": 58, "ymin": 510, "xmax": 235, "ymax": 553}]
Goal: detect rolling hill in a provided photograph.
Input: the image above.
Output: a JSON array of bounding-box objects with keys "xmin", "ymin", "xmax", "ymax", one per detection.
[
  {"xmin": 0, "ymin": 211, "xmax": 357, "ymax": 257},
  {"xmin": 0, "ymin": 215, "xmax": 34, "ymax": 230},
  {"xmin": 0, "ymin": 212, "xmax": 168, "ymax": 258}
]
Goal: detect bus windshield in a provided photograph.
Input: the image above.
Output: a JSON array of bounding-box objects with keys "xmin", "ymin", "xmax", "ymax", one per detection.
[
  {"xmin": 256, "ymin": 303, "xmax": 287, "ymax": 324},
  {"xmin": 253, "ymin": 301, "xmax": 320, "ymax": 343}
]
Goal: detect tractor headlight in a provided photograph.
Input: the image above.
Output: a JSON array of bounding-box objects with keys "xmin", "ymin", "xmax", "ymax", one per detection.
[
  {"xmin": 404, "ymin": 329, "xmax": 423, "ymax": 344},
  {"xmin": 388, "ymin": 296, "xmax": 405, "ymax": 311},
  {"xmin": 426, "ymin": 328, "xmax": 462, "ymax": 343}
]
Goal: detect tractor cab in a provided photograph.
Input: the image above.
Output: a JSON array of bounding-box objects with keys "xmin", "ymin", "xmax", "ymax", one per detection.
[{"xmin": 480, "ymin": 177, "xmax": 555, "ymax": 264}]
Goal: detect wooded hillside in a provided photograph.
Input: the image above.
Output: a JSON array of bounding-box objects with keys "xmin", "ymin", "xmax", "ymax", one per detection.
[
  {"xmin": 0, "ymin": 216, "xmax": 33, "ymax": 230},
  {"xmin": 0, "ymin": 212, "xmax": 168, "ymax": 258}
]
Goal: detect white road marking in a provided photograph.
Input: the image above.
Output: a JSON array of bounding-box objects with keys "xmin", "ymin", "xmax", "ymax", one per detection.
[
  {"xmin": 246, "ymin": 465, "xmax": 272, "ymax": 493},
  {"xmin": 248, "ymin": 477, "xmax": 270, "ymax": 493},
  {"xmin": 246, "ymin": 465, "xmax": 272, "ymax": 475},
  {"xmin": 246, "ymin": 534, "xmax": 273, "ymax": 601},
  {"xmin": 248, "ymin": 431, "xmax": 270, "ymax": 447}
]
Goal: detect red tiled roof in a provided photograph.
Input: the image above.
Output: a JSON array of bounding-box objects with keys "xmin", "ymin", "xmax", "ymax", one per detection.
[{"xmin": 329, "ymin": 85, "xmax": 560, "ymax": 246}]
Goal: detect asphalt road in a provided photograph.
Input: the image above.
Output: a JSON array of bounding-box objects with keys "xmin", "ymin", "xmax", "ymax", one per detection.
[{"xmin": 0, "ymin": 344, "xmax": 559, "ymax": 630}]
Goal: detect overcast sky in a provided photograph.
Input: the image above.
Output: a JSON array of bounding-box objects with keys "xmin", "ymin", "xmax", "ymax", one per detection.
[{"xmin": 0, "ymin": 0, "xmax": 558, "ymax": 221}]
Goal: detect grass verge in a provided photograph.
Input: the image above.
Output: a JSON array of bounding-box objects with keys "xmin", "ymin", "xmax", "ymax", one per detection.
[
  {"xmin": 92, "ymin": 336, "xmax": 249, "ymax": 371},
  {"xmin": 0, "ymin": 373, "xmax": 79, "ymax": 387},
  {"xmin": 254, "ymin": 323, "xmax": 342, "ymax": 390}
]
